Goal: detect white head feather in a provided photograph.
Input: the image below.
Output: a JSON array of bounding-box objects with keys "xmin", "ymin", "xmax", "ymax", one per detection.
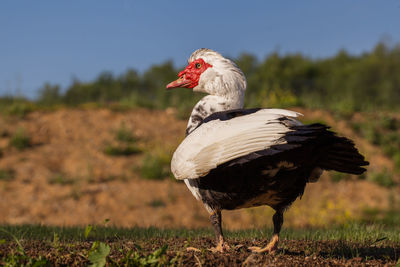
[{"xmin": 188, "ymin": 48, "xmax": 247, "ymax": 101}]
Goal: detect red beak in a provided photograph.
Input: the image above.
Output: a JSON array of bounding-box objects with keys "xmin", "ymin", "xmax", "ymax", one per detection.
[{"xmin": 166, "ymin": 75, "xmax": 192, "ymax": 89}]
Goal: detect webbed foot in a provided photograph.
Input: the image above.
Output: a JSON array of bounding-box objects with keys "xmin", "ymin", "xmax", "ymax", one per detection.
[{"xmin": 248, "ymin": 234, "xmax": 279, "ymax": 254}]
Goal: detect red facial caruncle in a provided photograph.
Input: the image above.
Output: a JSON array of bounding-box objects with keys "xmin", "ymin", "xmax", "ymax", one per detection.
[{"xmin": 166, "ymin": 58, "xmax": 212, "ymax": 89}]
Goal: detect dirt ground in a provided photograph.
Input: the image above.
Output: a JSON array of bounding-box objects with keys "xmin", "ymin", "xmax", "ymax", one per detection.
[
  {"xmin": 0, "ymin": 108, "xmax": 398, "ymax": 229},
  {"xmin": 1, "ymin": 238, "xmax": 399, "ymax": 266}
]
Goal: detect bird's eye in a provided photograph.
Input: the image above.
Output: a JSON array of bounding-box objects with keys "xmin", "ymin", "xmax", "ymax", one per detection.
[{"xmin": 195, "ymin": 63, "xmax": 201, "ymax": 69}]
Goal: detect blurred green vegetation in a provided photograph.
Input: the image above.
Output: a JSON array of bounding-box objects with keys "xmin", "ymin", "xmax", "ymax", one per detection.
[
  {"xmin": 9, "ymin": 128, "xmax": 31, "ymax": 150},
  {"xmin": 140, "ymin": 151, "xmax": 172, "ymax": 180},
  {"xmin": 103, "ymin": 123, "xmax": 141, "ymax": 156},
  {"xmin": 0, "ymin": 169, "xmax": 15, "ymax": 181},
  {"xmin": 350, "ymin": 113, "xmax": 400, "ymax": 175},
  {"xmin": 0, "ymin": 42, "xmax": 399, "ymax": 115}
]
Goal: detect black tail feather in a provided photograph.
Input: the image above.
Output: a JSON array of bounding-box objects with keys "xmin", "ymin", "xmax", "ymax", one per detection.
[{"xmin": 291, "ymin": 123, "xmax": 369, "ymax": 175}]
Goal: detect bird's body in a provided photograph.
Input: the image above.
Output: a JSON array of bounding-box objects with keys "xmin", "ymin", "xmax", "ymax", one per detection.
[{"xmin": 166, "ymin": 48, "xmax": 368, "ymax": 253}]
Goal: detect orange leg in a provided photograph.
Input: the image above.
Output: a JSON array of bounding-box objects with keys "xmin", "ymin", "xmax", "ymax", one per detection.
[
  {"xmin": 208, "ymin": 210, "xmax": 230, "ymax": 253},
  {"xmin": 248, "ymin": 209, "xmax": 283, "ymax": 254},
  {"xmin": 186, "ymin": 210, "xmax": 230, "ymax": 253}
]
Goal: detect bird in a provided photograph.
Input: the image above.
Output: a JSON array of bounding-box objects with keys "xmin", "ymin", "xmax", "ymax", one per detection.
[{"xmin": 166, "ymin": 48, "xmax": 369, "ymax": 253}]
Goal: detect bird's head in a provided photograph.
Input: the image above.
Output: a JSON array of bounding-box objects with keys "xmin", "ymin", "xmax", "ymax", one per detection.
[{"xmin": 166, "ymin": 48, "xmax": 246, "ymax": 98}]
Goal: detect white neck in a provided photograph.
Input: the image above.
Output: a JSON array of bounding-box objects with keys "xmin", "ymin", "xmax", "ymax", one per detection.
[
  {"xmin": 185, "ymin": 93, "xmax": 244, "ymax": 135},
  {"xmin": 184, "ymin": 49, "xmax": 247, "ymax": 135}
]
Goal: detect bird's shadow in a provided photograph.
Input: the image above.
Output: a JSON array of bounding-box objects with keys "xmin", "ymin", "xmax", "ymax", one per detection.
[{"xmin": 278, "ymin": 241, "xmax": 400, "ymax": 261}]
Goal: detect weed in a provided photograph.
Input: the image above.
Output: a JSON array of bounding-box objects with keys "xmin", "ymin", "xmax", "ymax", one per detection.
[
  {"xmin": 88, "ymin": 241, "xmax": 111, "ymax": 267},
  {"xmin": 83, "ymin": 220, "xmax": 110, "ymax": 240},
  {"xmin": 84, "ymin": 225, "xmax": 94, "ymax": 239},
  {"xmin": 118, "ymin": 245, "xmax": 169, "ymax": 267},
  {"xmin": 140, "ymin": 152, "xmax": 171, "ymax": 180},
  {"xmin": 9, "ymin": 128, "xmax": 31, "ymax": 150},
  {"xmin": 0, "ymin": 228, "xmax": 50, "ymax": 266}
]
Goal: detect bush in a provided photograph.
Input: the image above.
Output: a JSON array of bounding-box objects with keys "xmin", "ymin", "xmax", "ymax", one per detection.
[
  {"xmin": 380, "ymin": 115, "xmax": 398, "ymax": 131},
  {"xmin": 0, "ymin": 169, "xmax": 15, "ymax": 181},
  {"xmin": 140, "ymin": 152, "xmax": 171, "ymax": 180},
  {"xmin": 0, "ymin": 98, "xmax": 37, "ymax": 117},
  {"xmin": 37, "ymin": 83, "xmax": 62, "ymax": 106},
  {"xmin": 115, "ymin": 123, "xmax": 136, "ymax": 143},
  {"xmin": 103, "ymin": 123, "xmax": 141, "ymax": 156},
  {"xmin": 367, "ymin": 170, "xmax": 395, "ymax": 188},
  {"xmin": 103, "ymin": 145, "xmax": 141, "ymax": 156},
  {"xmin": 10, "ymin": 128, "xmax": 31, "ymax": 150}
]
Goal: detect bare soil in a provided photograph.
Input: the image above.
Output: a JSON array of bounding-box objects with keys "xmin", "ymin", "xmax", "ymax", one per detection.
[{"xmin": 1, "ymin": 238, "xmax": 399, "ymax": 266}]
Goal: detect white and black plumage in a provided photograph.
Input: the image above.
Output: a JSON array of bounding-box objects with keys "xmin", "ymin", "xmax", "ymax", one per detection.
[{"xmin": 166, "ymin": 48, "xmax": 369, "ymax": 253}]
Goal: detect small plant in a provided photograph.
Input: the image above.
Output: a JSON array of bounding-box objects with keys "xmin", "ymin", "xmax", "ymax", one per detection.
[
  {"xmin": 140, "ymin": 152, "xmax": 171, "ymax": 180},
  {"xmin": 0, "ymin": 228, "xmax": 50, "ymax": 266},
  {"xmin": 84, "ymin": 224, "xmax": 94, "ymax": 239},
  {"xmin": 118, "ymin": 245, "xmax": 169, "ymax": 267},
  {"xmin": 88, "ymin": 241, "xmax": 111, "ymax": 267},
  {"xmin": 10, "ymin": 128, "xmax": 31, "ymax": 150}
]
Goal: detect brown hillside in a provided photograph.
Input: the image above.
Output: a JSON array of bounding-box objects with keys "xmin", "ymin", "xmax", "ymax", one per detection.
[{"xmin": 0, "ymin": 108, "xmax": 398, "ymax": 229}]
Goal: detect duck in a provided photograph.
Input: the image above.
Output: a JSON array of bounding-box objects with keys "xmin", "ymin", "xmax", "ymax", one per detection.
[{"xmin": 166, "ymin": 48, "xmax": 368, "ymax": 253}]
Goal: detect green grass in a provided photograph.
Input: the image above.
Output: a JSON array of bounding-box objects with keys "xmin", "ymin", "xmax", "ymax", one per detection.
[
  {"xmin": 1, "ymin": 224, "xmax": 399, "ymax": 266},
  {"xmin": 0, "ymin": 224, "xmax": 399, "ymax": 243}
]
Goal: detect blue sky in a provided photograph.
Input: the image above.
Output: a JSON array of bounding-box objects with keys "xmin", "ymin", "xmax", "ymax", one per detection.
[{"xmin": 1, "ymin": 1, "xmax": 400, "ymax": 98}]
